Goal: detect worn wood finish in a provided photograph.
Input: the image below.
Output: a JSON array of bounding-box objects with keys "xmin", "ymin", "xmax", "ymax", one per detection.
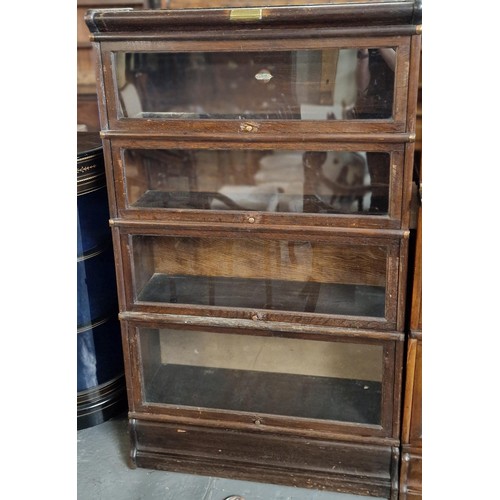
[
  {"xmin": 103, "ymin": 131, "xmax": 414, "ymax": 143},
  {"xmin": 130, "ymin": 418, "xmax": 394, "ymax": 498},
  {"xmin": 88, "ymin": 3, "xmax": 422, "ymax": 497},
  {"xmin": 119, "ymin": 311, "xmax": 404, "ymax": 341},
  {"xmin": 112, "ymin": 218, "xmax": 406, "ymax": 239},
  {"xmin": 130, "ymin": 412, "xmax": 402, "ymax": 448},
  {"xmin": 86, "ymin": 3, "xmax": 420, "ymax": 34},
  {"xmin": 165, "ymin": 0, "xmax": 414, "ymax": 9}
]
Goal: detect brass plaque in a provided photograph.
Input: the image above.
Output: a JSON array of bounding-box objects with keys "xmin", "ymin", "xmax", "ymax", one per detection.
[{"xmin": 229, "ymin": 8, "xmax": 263, "ymax": 21}]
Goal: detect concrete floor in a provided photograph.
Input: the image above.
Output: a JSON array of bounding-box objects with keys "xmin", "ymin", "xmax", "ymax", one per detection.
[{"xmin": 77, "ymin": 411, "xmax": 385, "ymax": 500}]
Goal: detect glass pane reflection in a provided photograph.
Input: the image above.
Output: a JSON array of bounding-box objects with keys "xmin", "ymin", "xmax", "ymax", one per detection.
[
  {"xmin": 115, "ymin": 48, "xmax": 395, "ymax": 120},
  {"xmin": 139, "ymin": 327, "xmax": 383, "ymax": 425},
  {"xmin": 124, "ymin": 149, "xmax": 391, "ymax": 215}
]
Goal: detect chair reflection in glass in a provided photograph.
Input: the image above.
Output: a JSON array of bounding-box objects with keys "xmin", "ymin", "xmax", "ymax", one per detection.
[{"xmin": 354, "ymin": 48, "xmax": 396, "ymax": 213}]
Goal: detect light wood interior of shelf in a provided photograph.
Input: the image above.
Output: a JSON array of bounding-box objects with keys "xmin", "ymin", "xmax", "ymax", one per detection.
[
  {"xmin": 147, "ymin": 237, "xmax": 387, "ymax": 286},
  {"xmin": 159, "ymin": 328, "xmax": 383, "ymax": 381}
]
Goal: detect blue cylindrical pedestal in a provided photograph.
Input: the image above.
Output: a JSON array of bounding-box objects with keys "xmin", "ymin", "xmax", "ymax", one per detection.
[{"xmin": 77, "ymin": 132, "xmax": 126, "ymax": 430}]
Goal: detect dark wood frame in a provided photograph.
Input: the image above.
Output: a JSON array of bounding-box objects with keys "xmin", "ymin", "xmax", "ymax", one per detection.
[
  {"xmin": 122, "ymin": 317, "xmax": 404, "ymax": 439},
  {"xmin": 110, "ymin": 140, "xmax": 407, "ymax": 230},
  {"xmin": 112, "ymin": 224, "xmax": 408, "ymax": 331},
  {"xmin": 86, "ymin": 3, "xmax": 422, "ymax": 498},
  {"xmin": 97, "ymin": 37, "xmax": 411, "ymax": 135},
  {"xmin": 94, "ymin": 37, "xmax": 411, "ymax": 136}
]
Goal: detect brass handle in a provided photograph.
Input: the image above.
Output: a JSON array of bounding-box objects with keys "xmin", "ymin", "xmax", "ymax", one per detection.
[{"xmin": 239, "ymin": 121, "xmax": 259, "ymax": 133}]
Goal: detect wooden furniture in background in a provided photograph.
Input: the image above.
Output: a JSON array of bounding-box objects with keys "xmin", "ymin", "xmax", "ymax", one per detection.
[
  {"xmin": 77, "ymin": 0, "xmax": 148, "ymax": 131},
  {"xmin": 399, "ymin": 201, "xmax": 422, "ymax": 499},
  {"xmin": 86, "ymin": 2, "xmax": 422, "ymax": 498}
]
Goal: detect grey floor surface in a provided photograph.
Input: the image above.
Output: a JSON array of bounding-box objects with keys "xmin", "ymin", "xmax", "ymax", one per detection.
[{"xmin": 77, "ymin": 412, "xmax": 384, "ymax": 500}]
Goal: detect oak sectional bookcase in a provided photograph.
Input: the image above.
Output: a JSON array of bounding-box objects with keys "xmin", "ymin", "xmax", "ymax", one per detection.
[{"xmin": 85, "ymin": 2, "xmax": 422, "ymax": 498}]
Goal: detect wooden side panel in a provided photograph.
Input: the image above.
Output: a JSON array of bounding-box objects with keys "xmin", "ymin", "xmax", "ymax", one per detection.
[
  {"xmin": 410, "ymin": 207, "xmax": 422, "ymax": 332},
  {"xmin": 408, "ymin": 340, "xmax": 422, "ymax": 444},
  {"xmin": 399, "ymin": 449, "xmax": 422, "ymax": 499},
  {"xmin": 401, "ymin": 338, "xmax": 422, "ymax": 445},
  {"xmin": 399, "ymin": 338, "xmax": 422, "ymax": 498}
]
